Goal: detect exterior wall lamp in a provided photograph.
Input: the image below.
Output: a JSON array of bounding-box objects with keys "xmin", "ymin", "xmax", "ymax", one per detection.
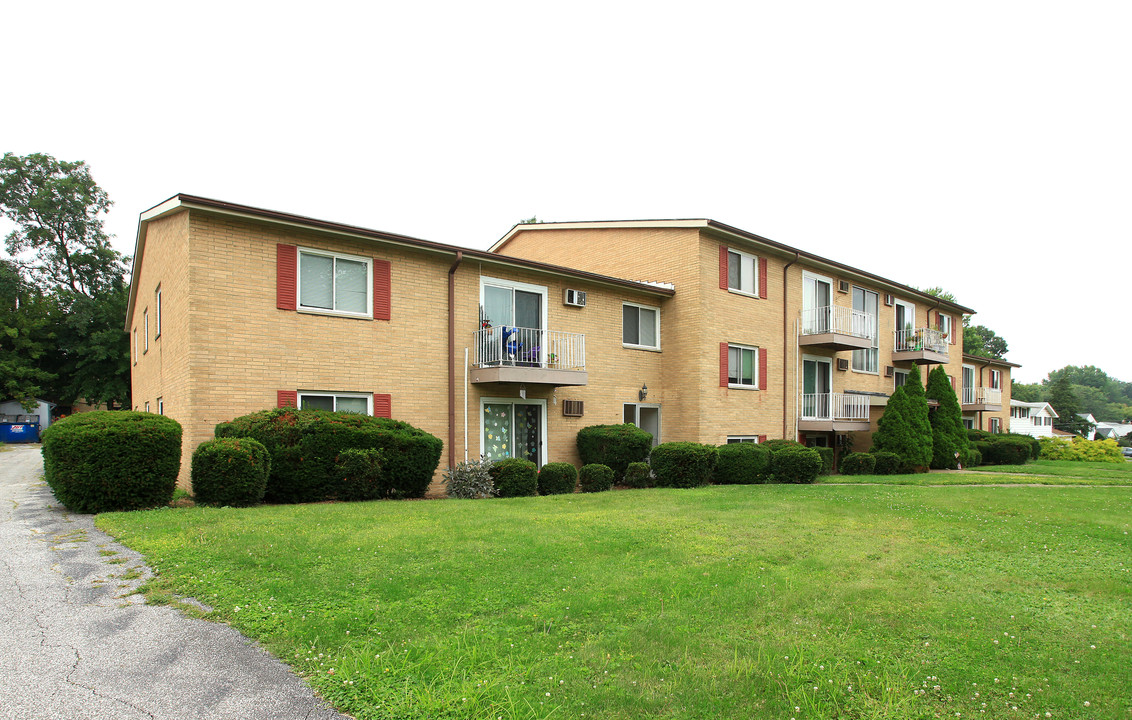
[{"xmin": 639, "ymin": 383, "xmax": 648, "ymax": 402}]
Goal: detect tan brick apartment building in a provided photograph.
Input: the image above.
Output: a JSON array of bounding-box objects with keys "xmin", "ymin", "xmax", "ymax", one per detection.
[{"xmin": 127, "ymin": 197, "xmax": 1013, "ymax": 492}]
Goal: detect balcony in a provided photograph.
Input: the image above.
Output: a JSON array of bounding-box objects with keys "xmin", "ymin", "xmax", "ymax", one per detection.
[
  {"xmin": 799, "ymin": 306, "xmax": 876, "ymax": 351},
  {"xmin": 799, "ymin": 392, "xmax": 872, "ymax": 432},
  {"xmin": 470, "ymin": 326, "xmax": 588, "ymax": 386},
  {"xmin": 962, "ymin": 386, "xmax": 1002, "ymax": 412},
  {"xmin": 892, "ymin": 327, "xmax": 949, "ymax": 364}
]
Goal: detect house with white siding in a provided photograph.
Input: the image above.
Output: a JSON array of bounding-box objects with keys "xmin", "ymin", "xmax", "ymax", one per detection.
[{"xmin": 1009, "ymin": 399, "xmax": 1058, "ymax": 437}]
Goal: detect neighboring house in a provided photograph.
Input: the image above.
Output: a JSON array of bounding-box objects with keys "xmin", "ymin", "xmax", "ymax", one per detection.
[
  {"xmin": 960, "ymin": 354, "xmax": 1017, "ymax": 433},
  {"xmin": 1009, "ymin": 400, "xmax": 1058, "ymax": 437},
  {"xmin": 1077, "ymin": 413, "xmax": 1098, "ymax": 440},
  {"xmin": 127, "ymin": 197, "xmax": 1016, "ymax": 491},
  {"xmin": 1095, "ymin": 422, "xmax": 1132, "ymax": 441}
]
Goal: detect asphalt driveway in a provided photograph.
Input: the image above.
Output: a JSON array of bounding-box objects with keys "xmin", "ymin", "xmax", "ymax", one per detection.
[{"xmin": 0, "ymin": 444, "xmax": 349, "ymax": 720}]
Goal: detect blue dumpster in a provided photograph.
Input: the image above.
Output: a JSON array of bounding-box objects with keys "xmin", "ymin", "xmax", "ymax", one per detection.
[{"xmin": 0, "ymin": 421, "xmax": 40, "ymax": 443}]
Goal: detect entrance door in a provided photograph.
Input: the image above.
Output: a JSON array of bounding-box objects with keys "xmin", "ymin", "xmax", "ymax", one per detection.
[
  {"xmin": 482, "ymin": 280, "xmax": 546, "ymax": 366},
  {"xmin": 962, "ymin": 365, "xmax": 975, "ymax": 405},
  {"xmin": 894, "ymin": 300, "xmax": 916, "ymax": 348},
  {"xmin": 802, "ymin": 273, "xmax": 832, "ymax": 333},
  {"xmin": 483, "ymin": 400, "xmax": 545, "ymax": 465},
  {"xmin": 802, "ymin": 357, "xmax": 832, "ymax": 419},
  {"xmin": 624, "ymin": 403, "xmax": 661, "ymax": 447}
]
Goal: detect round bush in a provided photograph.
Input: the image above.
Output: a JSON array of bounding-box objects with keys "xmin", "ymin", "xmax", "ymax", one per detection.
[
  {"xmin": 579, "ymin": 463, "xmax": 614, "ymax": 493},
  {"xmin": 191, "ymin": 437, "xmax": 270, "ymax": 507},
  {"xmin": 490, "ymin": 458, "xmax": 538, "ymax": 497},
  {"xmin": 978, "ymin": 437, "xmax": 1032, "ymax": 465},
  {"xmin": 334, "ymin": 448, "xmax": 387, "ymax": 501},
  {"xmin": 538, "ymin": 462, "xmax": 577, "ymax": 495},
  {"xmin": 960, "ymin": 447, "xmax": 982, "ymax": 468},
  {"xmin": 215, "ymin": 408, "xmax": 442, "ymax": 502},
  {"xmin": 814, "ymin": 447, "xmax": 834, "ymax": 476},
  {"xmin": 871, "ymin": 451, "xmax": 908, "ymax": 475},
  {"xmin": 623, "ymin": 461, "xmax": 654, "ymax": 488},
  {"xmin": 761, "ymin": 439, "xmax": 805, "ymax": 453},
  {"xmin": 576, "ymin": 424, "xmax": 652, "ymax": 480},
  {"xmin": 839, "ymin": 452, "xmax": 875, "ymax": 476},
  {"xmin": 771, "ymin": 446, "xmax": 823, "ymax": 483},
  {"xmin": 651, "ymin": 442, "xmax": 718, "ymax": 488},
  {"xmin": 714, "ymin": 443, "xmax": 771, "ymax": 485},
  {"xmin": 444, "ymin": 458, "xmax": 496, "ymax": 499},
  {"xmin": 41, "ymin": 411, "xmax": 182, "ymax": 513}
]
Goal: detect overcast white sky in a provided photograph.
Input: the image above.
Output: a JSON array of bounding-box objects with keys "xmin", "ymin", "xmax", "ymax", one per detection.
[{"xmin": 4, "ymin": 1, "xmax": 1129, "ymax": 383}]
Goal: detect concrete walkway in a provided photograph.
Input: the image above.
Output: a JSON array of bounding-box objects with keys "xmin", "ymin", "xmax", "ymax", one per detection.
[{"xmin": 0, "ymin": 445, "xmax": 349, "ymax": 720}]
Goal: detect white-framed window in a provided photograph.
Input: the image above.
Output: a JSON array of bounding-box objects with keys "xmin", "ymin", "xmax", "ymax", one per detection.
[
  {"xmin": 143, "ymin": 308, "xmax": 149, "ymax": 353},
  {"xmin": 144, "ymin": 401, "xmax": 150, "ymax": 413},
  {"xmin": 132, "ymin": 328, "xmax": 138, "ymax": 365},
  {"xmin": 624, "ymin": 403, "xmax": 661, "ymax": 447},
  {"xmin": 728, "ymin": 344, "xmax": 758, "ymax": 388},
  {"xmin": 298, "ymin": 391, "xmax": 372, "ymax": 414},
  {"xmin": 622, "ymin": 302, "xmax": 660, "ymax": 350},
  {"xmin": 990, "ymin": 369, "xmax": 1001, "ymax": 390},
  {"xmin": 298, "ymin": 248, "xmax": 373, "ymax": 317},
  {"xmin": 157, "ymin": 397, "xmax": 164, "ymax": 415},
  {"xmin": 962, "ymin": 416, "xmax": 975, "ymax": 430},
  {"xmin": 482, "ymin": 397, "xmax": 547, "ymax": 465},
  {"xmin": 990, "ymin": 417, "xmax": 1002, "ymax": 433},
  {"xmin": 727, "ymin": 248, "xmax": 759, "ymax": 297},
  {"xmin": 726, "ymin": 436, "xmax": 760, "ymax": 444},
  {"xmin": 938, "ymin": 313, "xmax": 953, "ymax": 343},
  {"xmin": 154, "ymin": 285, "xmax": 162, "ymax": 338},
  {"xmin": 894, "ymin": 369, "xmax": 909, "ymax": 388},
  {"xmin": 851, "ymin": 286, "xmax": 879, "ymax": 373},
  {"xmin": 1011, "ymin": 406, "xmax": 1026, "ymax": 419}
]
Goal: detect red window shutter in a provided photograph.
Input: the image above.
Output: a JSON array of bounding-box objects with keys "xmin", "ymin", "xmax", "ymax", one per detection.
[
  {"xmin": 276, "ymin": 244, "xmax": 297, "ymax": 310},
  {"xmin": 373, "ymin": 393, "xmax": 392, "ymax": 418},
  {"xmin": 758, "ymin": 257, "xmax": 768, "ymax": 299},
  {"xmin": 758, "ymin": 434, "xmax": 767, "ymax": 443},
  {"xmin": 277, "ymin": 390, "xmax": 297, "ymax": 408},
  {"xmin": 718, "ymin": 246, "xmax": 729, "ymax": 290},
  {"xmin": 719, "ymin": 342, "xmax": 729, "ymax": 387},
  {"xmin": 758, "ymin": 348, "xmax": 768, "ymax": 390},
  {"xmin": 373, "ymin": 258, "xmax": 391, "ymax": 321}
]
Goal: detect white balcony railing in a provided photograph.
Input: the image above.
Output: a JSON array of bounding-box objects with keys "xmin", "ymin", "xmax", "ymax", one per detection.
[
  {"xmin": 800, "ymin": 305, "xmax": 876, "ymax": 339},
  {"xmin": 962, "ymin": 386, "xmax": 1002, "ymax": 406},
  {"xmin": 801, "ymin": 393, "xmax": 870, "ymax": 421},
  {"xmin": 472, "ymin": 326, "xmax": 585, "ymax": 371},
  {"xmin": 894, "ymin": 327, "xmax": 948, "ymax": 354}
]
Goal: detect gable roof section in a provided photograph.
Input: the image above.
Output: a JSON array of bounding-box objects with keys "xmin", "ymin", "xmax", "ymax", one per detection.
[
  {"xmin": 492, "ymin": 218, "xmax": 976, "ymax": 316},
  {"xmin": 1011, "ymin": 399, "xmax": 1059, "ymax": 417},
  {"xmin": 125, "ymin": 195, "xmax": 676, "ymax": 331},
  {"xmin": 962, "ymin": 353, "xmax": 1021, "ymax": 368}
]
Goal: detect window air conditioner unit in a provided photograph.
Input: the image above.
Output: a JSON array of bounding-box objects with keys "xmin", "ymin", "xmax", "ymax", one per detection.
[
  {"xmin": 837, "ymin": 358, "xmax": 849, "ymax": 371},
  {"xmin": 562, "ymin": 400, "xmax": 584, "ymax": 417},
  {"xmin": 564, "ymin": 289, "xmax": 587, "ymax": 307},
  {"xmin": 884, "ymin": 365, "xmax": 895, "ymax": 377},
  {"xmin": 884, "ymin": 294, "xmax": 894, "ymax": 306},
  {"xmin": 837, "ymin": 280, "xmax": 850, "ymax": 293}
]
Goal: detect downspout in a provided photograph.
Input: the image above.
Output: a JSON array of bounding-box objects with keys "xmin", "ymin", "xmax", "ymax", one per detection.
[
  {"xmin": 448, "ymin": 251, "xmax": 463, "ymax": 469},
  {"xmin": 782, "ymin": 251, "xmax": 800, "ymax": 439}
]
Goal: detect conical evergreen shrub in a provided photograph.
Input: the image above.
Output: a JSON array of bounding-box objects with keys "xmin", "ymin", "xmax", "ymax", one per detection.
[
  {"xmin": 925, "ymin": 365, "xmax": 970, "ymax": 469},
  {"xmin": 872, "ymin": 369, "xmax": 933, "ymax": 472}
]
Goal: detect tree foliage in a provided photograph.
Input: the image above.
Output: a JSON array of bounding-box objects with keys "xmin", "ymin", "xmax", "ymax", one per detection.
[
  {"xmin": 1047, "ymin": 375, "xmax": 1093, "ymax": 437},
  {"xmin": 0, "ymin": 152, "xmax": 130, "ymax": 409},
  {"xmin": 0, "ymin": 260, "xmax": 55, "ymax": 409},
  {"xmin": 1016, "ymin": 366, "xmax": 1132, "ymax": 423},
  {"xmin": 925, "ymin": 365, "xmax": 970, "ymax": 469},
  {"xmin": 872, "ymin": 368, "xmax": 933, "ymax": 471},
  {"xmin": 963, "ymin": 324, "xmax": 1009, "ymax": 359}
]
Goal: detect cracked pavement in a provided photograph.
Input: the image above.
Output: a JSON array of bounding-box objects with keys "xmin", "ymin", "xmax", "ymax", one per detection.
[{"xmin": 0, "ymin": 445, "xmax": 349, "ymax": 720}]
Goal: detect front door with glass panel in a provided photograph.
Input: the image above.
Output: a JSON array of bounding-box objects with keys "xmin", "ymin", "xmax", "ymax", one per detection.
[
  {"xmin": 483, "ymin": 400, "xmax": 544, "ymax": 465},
  {"xmin": 894, "ymin": 300, "xmax": 916, "ymax": 349},
  {"xmin": 962, "ymin": 365, "xmax": 975, "ymax": 404},
  {"xmin": 803, "ymin": 357, "xmax": 832, "ymax": 418},
  {"xmin": 802, "ymin": 274, "xmax": 832, "ymax": 333}
]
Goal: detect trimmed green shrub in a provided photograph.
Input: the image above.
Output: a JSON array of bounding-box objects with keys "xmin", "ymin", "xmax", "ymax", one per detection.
[
  {"xmin": 1039, "ymin": 437, "xmax": 1123, "ymax": 462},
  {"xmin": 215, "ymin": 408, "xmax": 442, "ymax": 503},
  {"xmin": 815, "ymin": 447, "xmax": 834, "ymax": 476},
  {"xmin": 334, "ymin": 448, "xmax": 387, "ymax": 501},
  {"xmin": 871, "ymin": 451, "xmax": 908, "ymax": 475},
  {"xmin": 537, "ymin": 462, "xmax": 578, "ymax": 495},
  {"xmin": 444, "ymin": 458, "xmax": 496, "ymax": 499},
  {"xmin": 579, "ymin": 463, "xmax": 614, "ymax": 493},
  {"xmin": 651, "ymin": 442, "xmax": 717, "ymax": 488},
  {"xmin": 962, "ymin": 447, "xmax": 982, "ymax": 468},
  {"xmin": 926, "ymin": 365, "xmax": 970, "ymax": 469},
  {"xmin": 977, "ymin": 436, "xmax": 1032, "ymax": 465},
  {"xmin": 576, "ymin": 424, "xmax": 652, "ymax": 480},
  {"xmin": 191, "ymin": 437, "xmax": 270, "ymax": 507},
  {"xmin": 771, "ymin": 446, "xmax": 823, "ymax": 483},
  {"xmin": 623, "ymin": 461, "xmax": 654, "ymax": 488},
  {"xmin": 714, "ymin": 443, "xmax": 771, "ymax": 484},
  {"xmin": 41, "ymin": 411, "xmax": 182, "ymax": 513},
  {"xmin": 490, "ymin": 458, "xmax": 538, "ymax": 497},
  {"xmin": 872, "ymin": 370, "xmax": 932, "ymax": 472},
  {"xmin": 760, "ymin": 439, "xmax": 805, "ymax": 453},
  {"xmin": 840, "ymin": 452, "xmax": 875, "ymax": 475}
]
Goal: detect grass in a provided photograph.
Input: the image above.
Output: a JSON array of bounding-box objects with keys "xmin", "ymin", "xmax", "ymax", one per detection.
[
  {"xmin": 827, "ymin": 460, "xmax": 1132, "ymax": 486},
  {"xmin": 968, "ymin": 459, "xmax": 1132, "ymax": 482},
  {"xmin": 97, "ymin": 485, "xmax": 1132, "ymax": 720}
]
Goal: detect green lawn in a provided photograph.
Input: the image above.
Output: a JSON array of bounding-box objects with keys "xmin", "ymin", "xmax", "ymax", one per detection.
[
  {"xmin": 967, "ymin": 459, "xmax": 1132, "ymax": 482},
  {"xmin": 97, "ymin": 485, "xmax": 1132, "ymax": 720}
]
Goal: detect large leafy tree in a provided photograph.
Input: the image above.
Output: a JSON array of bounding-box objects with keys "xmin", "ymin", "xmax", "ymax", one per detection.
[
  {"xmin": 0, "ymin": 260, "xmax": 55, "ymax": 409},
  {"xmin": 963, "ymin": 324, "xmax": 1009, "ymax": 360},
  {"xmin": 1047, "ymin": 375, "xmax": 1093, "ymax": 437},
  {"xmin": 925, "ymin": 365, "xmax": 970, "ymax": 469},
  {"xmin": 0, "ymin": 152, "xmax": 130, "ymax": 408}
]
